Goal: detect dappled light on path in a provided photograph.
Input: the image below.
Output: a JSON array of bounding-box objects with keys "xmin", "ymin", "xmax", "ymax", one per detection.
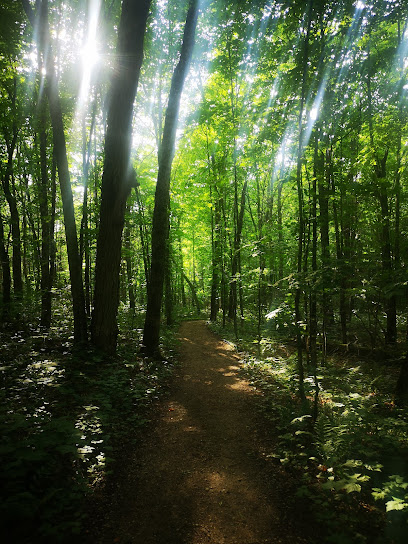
[{"xmin": 96, "ymin": 321, "xmax": 307, "ymax": 544}]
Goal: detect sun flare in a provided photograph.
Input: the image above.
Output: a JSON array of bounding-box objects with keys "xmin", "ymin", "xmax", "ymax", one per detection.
[{"xmin": 80, "ymin": 40, "xmax": 100, "ymax": 73}]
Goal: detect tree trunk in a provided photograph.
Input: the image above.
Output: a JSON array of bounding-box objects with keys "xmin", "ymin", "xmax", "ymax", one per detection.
[
  {"xmin": 37, "ymin": 94, "xmax": 52, "ymax": 328},
  {"xmin": 177, "ymin": 224, "xmax": 186, "ymax": 308},
  {"xmin": 142, "ymin": 0, "xmax": 199, "ymax": 355},
  {"xmin": 228, "ymin": 180, "xmax": 247, "ymax": 324},
  {"xmin": 0, "ymin": 211, "xmax": 11, "ymax": 315},
  {"xmin": 378, "ymin": 180, "xmax": 396, "ymax": 343},
  {"xmin": 366, "ymin": 66, "xmax": 396, "ymax": 344},
  {"xmin": 2, "ymin": 106, "xmax": 23, "ymax": 297},
  {"xmin": 20, "ymin": 168, "xmax": 41, "ymax": 289},
  {"xmin": 91, "ymin": 0, "xmax": 151, "ymax": 354},
  {"xmin": 334, "ymin": 173, "xmax": 350, "ymax": 346},
  {"xmin": 164, "ymin": 238, "xmax": 174, "ymax": 326},
  {"xmin": 80, "ymin": 99, "xmax": 96, "ymax": 317},
  {"xmin": 310, "ymin": 132, "xmax": 318, "ymax": 372},
  {"xmin": 124, "ymin": 220, "xmax": 136, "ymax": 311},
  {"xmin": 318, "ymin": 148, "xmax": 333, "ymax": 333},
  {"xmin": 294, "ymin": 0, "xmax": 313, "ymax": 406},
  {"xmin": 183, "ymin": 272, "xmax": 201, "ymax": 314},
  {"xmin": 396, "ymin": 352, "xmax": 408, "ymax": 405},
  {"xmin": 210, "ymin": 187, "xmax": 222, "ymax": 321},
  {"xmin": 135, "ymin": 184, "xmax": 151, "ymax": 292},
  {"xmin": 49, "ymin": 152, "xmax": 57, "ymax": 294},
  {"xmin": 277, "ymin": 178, "xmax": 284, "ymax": 281},
  {"xmin": 22, "ymin": 0, "xmax": 87, "ymax": 344}
]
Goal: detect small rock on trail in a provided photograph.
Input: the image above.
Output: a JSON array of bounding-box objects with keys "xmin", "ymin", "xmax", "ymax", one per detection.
[{"xmin": 92, "ymin": 320, "xmax": 310, "ymax": 544}]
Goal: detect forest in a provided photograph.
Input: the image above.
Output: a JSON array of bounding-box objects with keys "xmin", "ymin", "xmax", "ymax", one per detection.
[{"xmin": 1, "ymin": 0, "xmax": 408, "ymax": 542}]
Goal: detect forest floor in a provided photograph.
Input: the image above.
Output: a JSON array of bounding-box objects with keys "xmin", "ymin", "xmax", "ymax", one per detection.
[{"xmin": 87, "ymin": 320, "xmax": 314, "ymax": 544}]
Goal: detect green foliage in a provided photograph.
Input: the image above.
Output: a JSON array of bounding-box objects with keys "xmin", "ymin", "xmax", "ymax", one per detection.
[
  {"xmin": 0, "ymin": 306, "xmax": 177, "ymax": 542},
  {"xmin": 373, "ymin": 475, "xmax": 408, "ymax": 512},
  {"xmin": 213, "ymin": 320, "xmax": 408, "ymax": 543}
]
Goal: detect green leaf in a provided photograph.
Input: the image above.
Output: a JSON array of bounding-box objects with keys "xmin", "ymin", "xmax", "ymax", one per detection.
[
  {"xmin": 372, "ymin": 489, "xmax": 386, "ymax": 501},
  {"xmin": 386, "ymin": 499, "xmax": 408, "ymax": 512},
  {"xmin": 343, "ymin": 482, "xmax": 362, "ymax": 493},
  {"xmin": 343, "ymin": 459, "xmax": 363, "ymax": 468}
]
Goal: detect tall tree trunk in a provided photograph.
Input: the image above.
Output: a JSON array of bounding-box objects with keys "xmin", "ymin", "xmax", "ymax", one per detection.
[
  {"xmin": 228, "ymin": 180, "xmax": 247, "ymax": 326},
  {"xmin": 124, "ymin": 220, "xmax": 136, "ymax": 311},
  {"xmin": 164, "ymin": 237, "xmax": 174, "ymax": 326},
  {"xmin": 255, "ymin": 170, "xmax": 265, "ymax": 350},
  {"xmin": 80, "ymin": 99, "xmax": 97, "ymax": 317},
  {"xmin": 0, "ymin": 211, "xmax": 11, "ymax": 315},
  {"xmin": 396, "ymin": 351, "xmax": 408, "ymax": 406},
  {"xmin": 332, "ymin": 171, "xmax": 349, "ymax": 346},
  {"xmin": 37, "ymin": 93, "xmax": 52, "ymax": 328},
  {"xmin": 210, "ymin": 189, "xmax": 222, "ymax": 322},
  {"xmin": 318, "ymin": 147, "xmax": 332, "ymax": 334},
  {"xmin": 310, "ymin": 131, "xmax": 319, "ymax": 420},
  {"xmin": 142, "ymin": 0, "xmax": 199, "ymax": 356},
  {"xmin": 310, "ymin": 132, "xmax": 318, "ymax": 371},
  {"xmin": 378, "ymin": 178, "xmax": 396, "ymax": 343},
  {"xmin": 294, "ymin": 0, "xmax": 313, "ymax": 406},
  {"xmin": 22, "ymin": 0, "xmax": 87, "ymax": 344},
  {"xmin": 20, "ymin": 169, "xmax": 41, "ymax": 289},
  {"xmin": 366, "ymin": 69, "xmax": 396, "ymax": 344},
  {"xmin": 393, "ymin": 18, "xmax": 404, "ymax": 348},
  {"xmin": 49, "ymin": 152, "xmax": 57, "ymax": 294},
  {"xmin": 91, "ymin": 0, "xmax": 151, "ymax": 354},
  {"xmin": 135, "ymin": 184, "xmax": 151, "ymax": 292},
  {"xmin": 1, "ymin": 87, "xmax": 23, "ymax": 297},
  {"xmin": 277, "ymin": 178, "xmax": 284, "ymax": 281},
  {"xmin": 178, "ymin": 230, "xmax": 186, "ymax": 307},
  {"xmin": 227, "ymin": 37, "xmax": 239, "ymax": 331},
  {"xmin": 183, "ymin": 272, "xmax": 201, "ymax": 314}
]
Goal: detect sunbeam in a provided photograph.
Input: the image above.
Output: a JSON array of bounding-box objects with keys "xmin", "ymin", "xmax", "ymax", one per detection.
[
  {"xmin": 302, "ymin": 74, "xmax": 328, "ymax": 147},
  {"xmin": 76, "ymin": 0, "xmax": 101, "ymax": 114}
]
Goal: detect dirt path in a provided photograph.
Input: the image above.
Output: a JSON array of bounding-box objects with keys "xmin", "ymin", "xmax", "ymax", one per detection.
[{"xmin": 95, "ymin": 321, "xmax": 310, "ymax": 544}]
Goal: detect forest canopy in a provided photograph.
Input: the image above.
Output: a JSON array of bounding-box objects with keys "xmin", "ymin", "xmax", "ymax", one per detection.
[{"xmin": 1, "ymin": 0, "xmax": 407, "ymax": 355}]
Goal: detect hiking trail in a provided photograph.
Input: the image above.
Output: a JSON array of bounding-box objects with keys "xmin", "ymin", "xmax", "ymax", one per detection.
[{"xmin": 92, "ymin": 320, "xmax": 310, "ymax": 544}]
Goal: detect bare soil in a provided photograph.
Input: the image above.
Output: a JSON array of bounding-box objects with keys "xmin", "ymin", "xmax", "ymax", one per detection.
[{"xmin": 91, "ymin": 320, "xmax": 312, "ymax": 544}]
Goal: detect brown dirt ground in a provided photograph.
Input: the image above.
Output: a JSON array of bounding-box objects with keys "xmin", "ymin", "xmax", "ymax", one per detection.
[{"xmin": 90, "ymin": 320, "xmax": 313, "ymax": 544}]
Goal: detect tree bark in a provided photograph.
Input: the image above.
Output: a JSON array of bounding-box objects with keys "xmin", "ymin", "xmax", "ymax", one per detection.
[
  {"xmin": 1, "ymin": 82, "xmax": 23, "ymax": 297},
  {"xmin": 378, "ymin": 179, "xmax": 396, "ymax": 343},
  {"xmin": 164, "ymin": 238, "xmax": 174, "ymax": 326},
  {"xmin": 0, "ymin": 211, "xmax": 11, "ymax": 314},
  {"xmin": 183, "ymin": 271, "xmax": 201, "ymax": 314},
  {"xmin": 228, "ymin": 180, "xmax": 247, "ymax": 323},
  {"xmin": 366, "ymin": 69, "xmax": 396, "ymax": 344},
  {"xmin": 396, "ymin": 352, "xmax": 408, "ymax": 405},
  {"xmin": 124, "ymin": 220, "xmax": 136, "ymax": 311},
  {"xmin": 91, "ymin": 0, "xmax": 151, "ymax": 354},
  {"xmin": 277, "ymin": 178, "xmax": 284, "ymax": 281},
  {"xmin": 294, "ymin": 0, "xmax": 313, "ymax": 406},
  {"xmin": 142, "ymin": 0, "xmax": 199, "ymax": 355},
  {"xmin": 210, "ymin": 188, "xmax": 222, "ymax": 322},
  {"xmin": 22, "ymin": 0, "xmax": 87, "ymax": 344},
  {"xmin": 134, "ymin": 184, "xmax": 151, "ymax": 292},
  {"xmin": 80, "ymin": 99, "xmax": 97, "ymax": 317},
  {"xmin": 37, "ymin": 92, "xmax": 52, "ymax": 328}
]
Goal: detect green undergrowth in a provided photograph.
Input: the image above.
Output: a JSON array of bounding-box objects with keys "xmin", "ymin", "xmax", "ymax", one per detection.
[
  {"xmin": 209, "ymin": 319, "xmax": 408, "ymax": 544},
  {"xmin": 0, "ymin": 308, "xmax": 178, "ymax": 543}
]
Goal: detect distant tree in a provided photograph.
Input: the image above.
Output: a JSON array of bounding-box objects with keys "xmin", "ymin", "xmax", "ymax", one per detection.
[
  {"xmin": 1, "ymin": 77, "xmax": 23, "ymax": 297},
  {"xmin": 142, "ymin": 0, "xmax": 199, "ymax": 356},
  {"xmin": 22, "ymin": 0, "xmax": 87, "ymax": 344},
  {"xmin": 0, "ymin": 210, "xmax": 11, "ymax": 314}
]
